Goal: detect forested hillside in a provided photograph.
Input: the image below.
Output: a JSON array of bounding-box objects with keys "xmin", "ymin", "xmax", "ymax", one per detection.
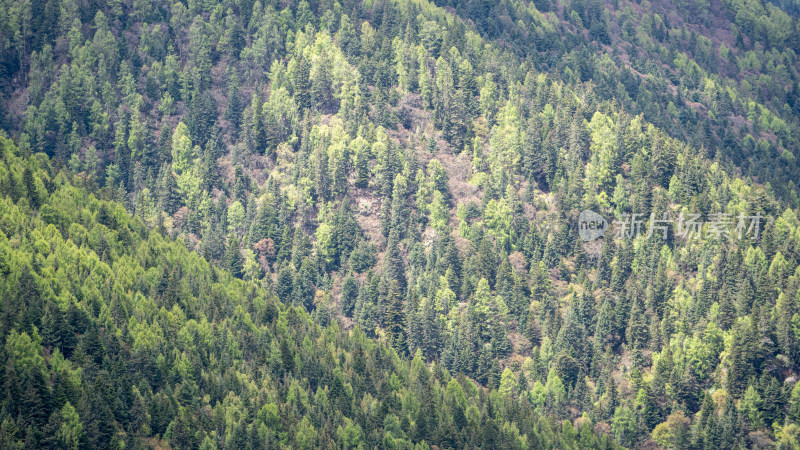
[
  {"xmin": 1, "ymin": 0, "xmax": 800, "ymax": 447},
  {"xmin": 0, "ymin": 135, "xmax": 618, "ymax": 448}
]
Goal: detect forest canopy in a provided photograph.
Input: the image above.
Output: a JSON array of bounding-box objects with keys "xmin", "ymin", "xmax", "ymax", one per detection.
[{"xmin": 1, "ymin": 0, "xmax": 800, "ymax": 447}]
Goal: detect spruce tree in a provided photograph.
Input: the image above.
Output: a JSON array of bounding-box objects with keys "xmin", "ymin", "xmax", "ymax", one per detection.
[
  {"xmin": 224, "ymin": 234, "xmax": 243, "ymax": 278},
  {"xmin": 383, "ymin": 279, "xmax": 407, "ymax": 354},
  {"xmin": 341, "ymin": 275, "xmax": 358, "ymax": 318}
]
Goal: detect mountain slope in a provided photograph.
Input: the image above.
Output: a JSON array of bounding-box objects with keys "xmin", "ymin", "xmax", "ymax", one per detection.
[
  {"xmin": 0, "ymin": 135, "xmax": 619, "ymax": 448},
  {"xmin": 438, "ymin": 0, "xmax": 800, "ymax": 204},
  {"xmin": 1, "ymin": 0, "xmax": 800, "ymax": 447}
]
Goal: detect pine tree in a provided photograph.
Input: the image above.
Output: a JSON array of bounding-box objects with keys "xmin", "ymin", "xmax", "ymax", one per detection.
[
  {"xmin": 383, "ymin": 232, "xmax": 406, "ymax": 291},
  {"xmin": 419, "ymin": 296, "xmax": 442, "ymax": 359},
  {"xmin": 224, "ymin": 234, "xmax": 243, "ymax": 278},
  {"xmin": 225, "ymin": 70, "xmax": 244, "ymax": 134},
  {"xmin": 293, "ymin": 56, "xmax": 312, "ymax": 110},
  {"xmin": 293, "ymin": 258, "xmax": 317, "ymax": 312},
  {"xmin": 354, "ymin": 148, "xmax": 369, "ymax": 188},
  {"xmin": 626, "ymin": 295, "xmax": 648, "ymax": 350},
  {"xmin": 40, "ymin": 302, "xmax": 76, "ymax": 357},
  {"xmin": 758, "ymin": 374, "xmax": 784, "ymax": 427},
  {"xmin": 248, "ymin": 93, "xmax": 265, "ymax": 154},
  {"xmin": 389, "ymin": 174, "xmax": 409, "ymax": 239},
  {"xmin": 22, "ymin": 168, "xmax": 40, "ymax": 209},
  {"xmin": 383, "ymin": 279, "xmax": 406, "ymax": 354},
  {"xmin": 741, "ymin": 383, "xmax": 764, "ymax": 430},
  {"xmin": 555, "ymin": 304, "xmax": 587, "ymax": 367},
  {"xmin": 275, "ymin": 264, "xmax": 295, "ymax": 302},
  {"xmin": 341, "ymin": 275, "xmax": 358, "ymax": 318},
  {"xmin": 155, "ymin": 164, "xmax": 180, "ymax": 215}
]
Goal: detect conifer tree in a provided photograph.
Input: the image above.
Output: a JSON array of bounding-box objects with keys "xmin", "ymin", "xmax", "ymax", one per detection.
[
  {"xmin": 293, "ymin": 56, "xmax": 312, "ymax": 110},
  {"xmin": 224, "ymin": 234, "xmax": 243, "ymax": 278},
  {"xmin": 341, "ymin": 275, "xmax": 359, "ymax": 318},
  {"xmin": 383, "ymin": 279, "xmax": 407, "ymax": 354}
]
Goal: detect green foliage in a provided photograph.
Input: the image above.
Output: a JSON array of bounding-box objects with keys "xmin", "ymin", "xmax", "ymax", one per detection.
[
  {"xmin": 1, "ymin": 0, "xmax": 799, "ymax": 446},
  {"xmin": 0, "ymin": 136, "xmax": 620, "ymax": 448}
]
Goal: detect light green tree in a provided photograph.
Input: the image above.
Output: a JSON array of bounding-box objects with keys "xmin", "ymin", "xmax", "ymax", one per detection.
[
  {"xmin": 583, "ymin": 112, "xmax": 617, "ymax": 206},
  {"xmin": 57, "ymin": 402, "xmax": 84, "ymax": 449},
  {"xmin": 227, "ymin": 201, "xmax": 246, "ymax": 234},
  {"xmin": 499, "ymin": 368, "xmax": 517, "ymax": 398}
]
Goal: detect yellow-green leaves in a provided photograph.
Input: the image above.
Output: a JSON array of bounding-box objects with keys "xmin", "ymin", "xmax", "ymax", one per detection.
[
  {"xmin": 583, "ymin": 111, "xmax": 617, "ymax": 207},
  {"xmin": 171, "ymin": 122, "xmax": 194, "ymax": 175},
  {"xmin": 170, "ymin": 122, "xmax": 202, "ymax": 204},
  {"xmin": 488, "ymin": 100, "xmax": 523, "ymax": 174}
]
